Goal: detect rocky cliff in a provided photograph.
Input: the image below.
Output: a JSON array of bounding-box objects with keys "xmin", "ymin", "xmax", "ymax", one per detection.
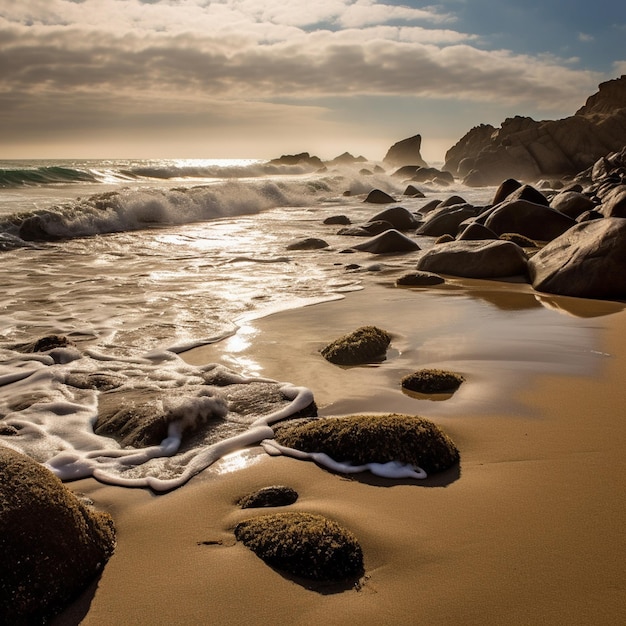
[{"xmin": 443, "ymin": 75, "xmax": 626, "ymax": 186}]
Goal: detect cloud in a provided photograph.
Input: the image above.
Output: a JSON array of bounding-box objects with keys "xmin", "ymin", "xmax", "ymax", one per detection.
[
  {"xmin": 578, "ymin": 32, "xmax": 594, "ymax": 42},
  {"xmin": 0, "ymin": 0, "xmax": 606, "ymax": 157}
]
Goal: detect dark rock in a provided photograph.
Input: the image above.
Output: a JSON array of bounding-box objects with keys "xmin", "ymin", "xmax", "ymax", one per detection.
[
  {"xmin": 383, "ymin": 134, "xmax": 428, "ymax": 168},
  {"xmin": 458, "ymin": 222, "xmax": 498, "ymax": 241},
  {"xmin": 550, "ymin": 191, "xmax": 596, "ymax": 218},
  {"xmin": 417, "ymin": 240, "xmax": 528, "ymax": 278},
  {"xmin": 401, "ymin": 369, "xmax": 465, "ymax": 394},
  {"xmin": 367, "ymin": 206, "xmax": 420, "ymax": 230},
  {"xmin": 16, "ymin": 334, "xmax": 73, "ymax": 353},
  {"xmin": 576, "ymin": 209, "xmax": 603, "ymax": 222},
  {"xmin": 337, "ymin": 226, "xmax": 376, "ymax": 237},
  {"xmin": 528, "ymin": 217, "xmax": 626, "ymax": 299},
  {"xmin": 364, "ymin": 189, "xmax": 396, "ymax": 204},
  {"xmin": 434, "ymin": 234, "xmax": 455, "ymax": 244},
  {"xmin": 323, "ymin": 215, "xmax": 351, "ymax": 226},
  {"xmin": 418, "ymin": 199, "xmax": 443, "ymax": 214},
  {"xmin": 0, "ymin": 447, "xmax": 116, "ymax": 624},
  {"xmin": 403, "ymin": 184, "xmax": 425, "ymax": 197},
  {"xmin": 416, "ymin": 204, "xmax": 481, "ymax": 237},
  {"xmin": 94, "ymin": 386, "xmax": 229, "ymax": 448},
  {"xmin": 505, "ymin": 184, "xmax": 549, "ymax": 206},
  {"xmin": 499, "ymin": 233, "xmax": 538, "ymax": 247},
  {"xmin": 360, "ymin": 220, "xmax": 394, "ymax": 235},
  {"xmin": 351, "ymin": 229, "xmax": 421, "ymax": 254},
  {"xmin": 437, "ymin": 195, "xmax": 467, "ymax": 208},
  {"xmin": 599, "ymin": 185, "xmax": 626, "ymax": 217},
  {"xmin": 274, "ymin": 413, "xmax": 460, "ymax": 474},
  {"xmin": 269, "ymin": 152, "xmax": 324, "ymax": 168},
  {"xmin": 235, "ymin": 512, "xmax": 363, "ymax": 582},
  {"xmin": 327, "ymin": 152, "xmax": 367, "ymax": 165},
  {"xmin": 396, "ymin": 271, "xmax": 445, "ymax": 286},
  {"xmin": 286, "ymin": 237, "xmax": 329, "ymax": 250},
  {"xmin": 321, "ymin": 326, "xmax": 391, "ymax": 365},
  {"xmin": 484, "ymin": 199, "xmax": 576, "ymax": 241},
  {"xmin": 238, "ymin": 486, "xmax": 299, "ymax": 509},
  {"xmin": 412, "ymin": 168, "xmax": 454, "ymax": 184}
]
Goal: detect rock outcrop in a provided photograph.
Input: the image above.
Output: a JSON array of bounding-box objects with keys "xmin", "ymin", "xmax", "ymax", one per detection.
[
  {"xmin": 383, "ymin": 134, "xmax": 428, "ymax": 168},
  {"xmin": 444, "ymin": 76, "xmax": 626, "ymax": 185}
]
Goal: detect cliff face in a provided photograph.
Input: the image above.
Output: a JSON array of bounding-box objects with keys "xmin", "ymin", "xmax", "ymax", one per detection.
[{"xmin": 443, "ymin": 76, "xmax": 626, "ymax": 186}]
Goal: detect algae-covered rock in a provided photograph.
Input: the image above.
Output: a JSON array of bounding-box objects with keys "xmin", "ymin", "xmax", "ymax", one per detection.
[
  {"xmin": 321, "ymin": 326, "xmax": 391, "ymax": 365},
  {"xmin": 238, "ymin": 485, "xmax": 299, "ymax": 509},
  {"xmin": 0, "ymin": 447, "xmax": 116, "ymax": 624},
  {"xmin": 234, "ymin": 512, "xmax": 363, "ymax": 581},
  {"xmin": 274, "ymin": 414, "xmax": 459, "ymax": 474},
  {"xmin": 401, "ymin": 369, "xmax": 465, "ymax": 394}
]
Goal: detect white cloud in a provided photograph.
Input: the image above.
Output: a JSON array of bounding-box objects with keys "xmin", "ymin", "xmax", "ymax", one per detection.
[{"xmin": 578, "ymin": 32, "xmax": 594, "ymax": 43}]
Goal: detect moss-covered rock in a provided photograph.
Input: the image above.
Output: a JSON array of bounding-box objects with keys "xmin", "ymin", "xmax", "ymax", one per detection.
[
  {"xmin": 401, "ymin": 369, "xmax": 465, "ymax": 394},
  {"xmin": 274, "ymin": 414, "xmax": 459, "ymax": 474},
  {"xmin": 238, "ymin": 485, "xmax": 299, "ymax": 509},
  {"xmin": 0, "ymin": 447, "xmax": 116, "ymax": 624},
  {"xmin": 321, "ymin": 326, "xmax": 391, "ymax": 365},
  {"xmin": 234, "ymin": 512, "xmax": 363, "ymax": 581}
]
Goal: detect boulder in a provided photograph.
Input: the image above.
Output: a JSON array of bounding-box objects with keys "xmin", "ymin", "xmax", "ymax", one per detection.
[
  {"xmin": 458, "ymin": 222, "xmax": 498, "ymax": 241},
  {"xmin": 286, "ymin": 237, "xmax": 329, "ymax": 250},
  {"xmin": 505, "ymin": 184, "xmax": 549, "ymax": 206},
  {"xmin": 599, "ymin": 185, "xmax": 626, "ymax": 217},
  {"xmin": 412, "ymin": 168, "xmax": 454, "ymax": 184},
  {"xmin": 416, "ymin": 204, "xmax": 481, "ymax": 237},
  {"xmin": 367, "ymin": 206, "xmax": 420, "ymax": 230},
  {"xmin": 351, "ymin": 229, "xmax": 421, "ymax": 254},
  {"xmin": 550, "ymin": 191, "xmax": 597, "ymax": 219},
  {"xmin": 364, "ymin": 189, "xmax": 396, "ymax": 204},
  {"xmin": 403, "ymin": 184, "xmax": 425, "ymax": 197},
  {"xmin": 484, "ymin": 199, "xmax": 576, "ymax": 241},
  {"xmin": 528, "ymin": 217, "xmax": 626, "ymax": 299},
  {"xmin": 416, "ymin": 240, "xmax": 528, "ymax": 278},
  {"xmin": 0, "ymin": 448, "xmax": 116, "ymax": 624},
  {"xmin": 323, "ymin": 215, "xmax": 351, "ymax": 225},
  {"xmin": 383, "ymin": 134, "xmax": 427, "ymax": 168},
  {"xmin": 268, "ymin": 152, "xmax": 324, "ymax": 168},
  {"xmin": 401, "ymin": 369, "xmax": 465, "ymax": 395}
]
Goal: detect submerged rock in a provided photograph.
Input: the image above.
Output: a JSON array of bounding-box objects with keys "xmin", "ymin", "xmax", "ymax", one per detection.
[
  {"xmin": 321, "ymin": 326, "xmax": 391, "ymax": 365},
  {"xmin": 274, "ymin": 413, "xmax": 460, "ymax": 474},
  {"xmin": 235, "ymin": 512, "xmax": 364, "ymax": 582},
  {"xmin": 238, "ymin": 485, "xmax": 299, "ymax": 509},
  {"xmin": 0, "ymin": 447, "xmax": 116, "ymax": 624},
  {"xmin": 286, "ymin": 237, "xmax": 329, "ymax": 250}
]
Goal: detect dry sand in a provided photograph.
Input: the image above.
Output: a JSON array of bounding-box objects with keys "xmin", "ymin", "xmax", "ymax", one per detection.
[{"xmin": 55, "ymin": 278, "xmax": 626, "ymax": 625}]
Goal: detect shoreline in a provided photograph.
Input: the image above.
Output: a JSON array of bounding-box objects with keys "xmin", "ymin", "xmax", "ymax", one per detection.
[{"xmin": 55, "ymin": 279, "xmax": 626, "ymax": 625}]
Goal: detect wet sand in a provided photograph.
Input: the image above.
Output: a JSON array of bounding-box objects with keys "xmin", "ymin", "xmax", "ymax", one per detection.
[{"xmin": 55, "ymin": 279, "xmax": 626, "ymax": 625}]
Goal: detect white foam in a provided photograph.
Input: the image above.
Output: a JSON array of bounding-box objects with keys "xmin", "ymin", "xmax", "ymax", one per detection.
[{"xmin": 261, "ymin": 440, "xmax": 428, "ymax": 479}]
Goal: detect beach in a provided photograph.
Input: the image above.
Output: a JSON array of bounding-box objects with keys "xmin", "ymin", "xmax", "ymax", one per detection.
[{"xmin": 53, "ymin": 279, "xmax": 626, "ymax": 625}]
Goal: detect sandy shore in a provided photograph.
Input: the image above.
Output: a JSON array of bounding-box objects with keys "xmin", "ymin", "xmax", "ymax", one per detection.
[{"xmin": 55, "ymin": 278, "xmax": 626, "ymax": 625}]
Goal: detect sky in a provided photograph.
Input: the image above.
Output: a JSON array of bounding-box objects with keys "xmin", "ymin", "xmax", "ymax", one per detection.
[{"xmin": 1, "ymin": 0, "xmax": 625, "ymax": 162}]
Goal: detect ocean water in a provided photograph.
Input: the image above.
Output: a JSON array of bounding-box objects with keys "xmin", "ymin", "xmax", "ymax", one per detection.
[{"xmin": 1, "ymin": 157, "xmax": 599, "ymax": 490}]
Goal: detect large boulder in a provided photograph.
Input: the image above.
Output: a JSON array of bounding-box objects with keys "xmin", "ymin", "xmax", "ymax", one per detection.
[
  {"xmin": 383, "ymin": 134, "xmax": 428, "ymax": 168},
  {"xmin": 416, "ymin": 240, "xmax": 528, "ymax": 278},
  {"xmin": 483, "ymin": 200, "xmax": 576, "ymax": 241},
  {"xmin": 444, "ymin": 76, "xmax": 626, "ymax": 185},
  {"xmin": 550, "ymin": 191, "xmax": 597, "ymax": 219},
  {"xmin": 0, "ymin": 447, "xmax": 116, "ymax": 624},
  {"xmin": 528, "ymin": 217, "xmax": 626, "ymax": 299}
]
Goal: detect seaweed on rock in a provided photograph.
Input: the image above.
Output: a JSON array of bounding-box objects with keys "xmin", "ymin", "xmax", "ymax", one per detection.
[
  {"xmin": 273, "ymin": 413, "xmax": 459, "ymax": 475},
  {"xmin": 234, "ymin": 512, "xmax": 363, "ymax": 582},
  {"xmin": 401, "ymin": 369, "xmax": 465, "ymax": 395},
  {"xmin": 320, "ymin": 326, "xmax": 391, "ymax": 365}
]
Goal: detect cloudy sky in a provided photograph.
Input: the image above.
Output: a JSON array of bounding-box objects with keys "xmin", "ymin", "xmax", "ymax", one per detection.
[{"xmin": 1, "ymin": 0, "xmax": 625, "ymax": 162}]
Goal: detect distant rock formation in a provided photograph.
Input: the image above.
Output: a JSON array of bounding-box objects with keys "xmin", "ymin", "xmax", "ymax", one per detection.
[
  {"xmin": 443, "ymin": 75, "xmax": 626, "ymax": 186},
  {"xmin": 383, "ymin": 134, "xmax": 428, "ymax": 168}
]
